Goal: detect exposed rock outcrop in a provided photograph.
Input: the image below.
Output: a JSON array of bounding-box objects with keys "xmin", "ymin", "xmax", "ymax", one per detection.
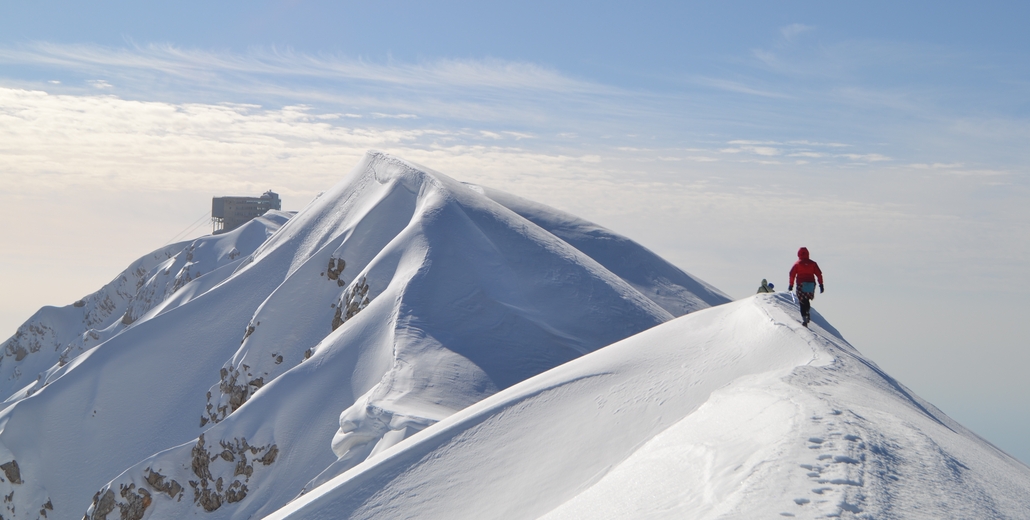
[
  {"xmin": 0, "ymin": 461, "xmax": 22, "ymax": 485},
  {"xmin": 84, "ymin": 432, "xmax": 275, "ymax": 518},
  {"xmin": 332, "ymin": 277, "xmax": 370, "ymax": 331},
  {"xmin": 184, "ymin": 434, "xmax": 277, "ymax": 512}
]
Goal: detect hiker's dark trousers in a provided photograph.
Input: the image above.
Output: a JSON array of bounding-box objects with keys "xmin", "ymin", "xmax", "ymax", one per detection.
[{"xmin": 797, "ymin": 290, "xmax": 813, "ymax": 322}]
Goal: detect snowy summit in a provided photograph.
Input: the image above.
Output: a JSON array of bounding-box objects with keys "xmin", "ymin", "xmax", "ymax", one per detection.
[{"xmin": 0, "ymin": 152, "xmax": 1026, "ymax": 519}]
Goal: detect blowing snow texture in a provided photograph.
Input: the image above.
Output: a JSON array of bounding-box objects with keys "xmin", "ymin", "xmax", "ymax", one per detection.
[
  {"xmin": 270, "ymin": 293, "xmax": 1030, "ymax": 520},
  {"xmin": 0, "ymin": 152, "xmax": 727, "ymax": 519}
]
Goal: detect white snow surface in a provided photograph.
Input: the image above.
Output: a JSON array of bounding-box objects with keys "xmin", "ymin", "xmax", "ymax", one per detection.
[
  {"xmin": 0, "ymin": 152, "xmax": 730, "ymax": 519},
  {"xmin": 270, "ymin": 293, "xmax": 1030, "ymax": 520},
  {"xmin": 0, "ymin": 211, "xmax": 288, "ymax": 403}
]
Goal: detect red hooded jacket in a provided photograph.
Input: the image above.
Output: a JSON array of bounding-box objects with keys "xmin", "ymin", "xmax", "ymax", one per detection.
[{"xmin": 789, "ymin": 247, "xmax": 823, "ymax": 287}]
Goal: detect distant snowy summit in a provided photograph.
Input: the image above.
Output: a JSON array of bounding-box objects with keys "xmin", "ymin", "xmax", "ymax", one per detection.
[{"xmin": 0, "ymin": 152, "xmax": 731, "ymax": 520}]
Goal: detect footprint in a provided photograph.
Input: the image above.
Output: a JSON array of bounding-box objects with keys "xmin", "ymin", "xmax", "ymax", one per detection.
[
  {"xmin": 840, "ymin": 501, "xmax": 862, "ymax": 513},
  {"xmin": 829, "ymin": 478, "xmax": 863, "ymax": 487},
  {"xmin": 794, "ymin": 498, "xmax": 811, "ymax": 505}
]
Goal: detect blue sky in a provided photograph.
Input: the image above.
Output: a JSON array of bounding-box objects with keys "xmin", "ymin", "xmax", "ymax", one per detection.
[
  {"xmin": 2, "ymin": 1, "xmax": 1028, "ymax": 464},
  {"xmin": 5, "ymin": 0, "xmax": 1027, "ymax": 169}
]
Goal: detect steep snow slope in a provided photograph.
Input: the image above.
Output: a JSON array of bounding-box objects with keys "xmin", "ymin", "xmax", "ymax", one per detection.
[
  {"xmin": 474, "ymin": 185, "xmax": 727, "ymax": 316},
  {"xmin": 0, "ymin": 211, "xmax": 289, "ymax": 402},
  {"xmin": 0, "ymin": 152, "xmax": 726, "ymax": 519},
  {"xmin": 270, "ymin": 293, "xmax": 1030, "ymax": 520},
  {"xmin": 0, "ymin": 211, "xmax": 290, "ymax": 518}
]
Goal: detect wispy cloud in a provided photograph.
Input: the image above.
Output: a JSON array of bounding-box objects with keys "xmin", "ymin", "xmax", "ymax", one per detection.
[
  {"xmin": 4, "ymin": 38, "xmax": 1019, "ymax": 175},
  {"xmin": 721, "ymin": 145, "xmax": 781, "ymax": 156},
  {"xmin": 0, "ymin": 39, "xmax": 1020, "ymax": 194},
  {"xmin": 728, "ymin": 140, "xmax": 781, "ymax": 146},
  {"xmin": 839, "ymin": 153, "xmax": 891, "ymax": 162},
  {"xmin": 371, "ymin": 113, "xmax": 419, "ymax": 119},
  {"xmin": 905, "ymin": 163, "xmax": 1011, "ymax": 176},
  {"xmin": 788, "ymin": 140, "xmax": 850, "ymax": 148},
  {"xmin": 908, "ymin": 162, "xmax": 964, "ymax": 169},
  {"xmin": 780, "ymin": 23, "xmax": 814, "ymax": 41},
  {"xmin": 0, "ymin": 42, "xmax": 609, "ymax": 94},
  {"xmin": 0, "ymin": 86, "xmax": 637, "ymax": 199},
  {"xmin": 713, "ymin": 140, "xmax": 893, "ymax": 165},
  {"xmin": 691, "ymin": 77, "xmax": 790, "ymax": 99},
  {"xmin": 0, "ymin": 42, "xmax": 663, "ymax": 138},
  {"xmin": 502, "ymin": 131, "xmax": 534, "ymax": 140}
]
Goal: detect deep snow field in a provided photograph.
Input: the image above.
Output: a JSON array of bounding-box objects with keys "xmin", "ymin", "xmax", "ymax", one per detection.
[{"xmin": 1, "ymin": 152, "xmax": 1027, "ymax": 519}]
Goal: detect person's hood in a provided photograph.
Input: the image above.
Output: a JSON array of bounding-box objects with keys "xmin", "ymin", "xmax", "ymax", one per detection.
[{"xmin": 797, "ymin": 247, "xmax": 810, "ymax": 260}]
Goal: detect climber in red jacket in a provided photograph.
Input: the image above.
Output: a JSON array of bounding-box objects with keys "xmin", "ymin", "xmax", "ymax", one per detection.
[{"xmin": 788, "ymin": 247, "xmax": 824, "ymax": 327}]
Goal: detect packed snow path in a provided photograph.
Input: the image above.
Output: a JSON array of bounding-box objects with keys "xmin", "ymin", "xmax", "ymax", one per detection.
[{"xmin": 270, "ymin": 293, "xmax": 1030, "ymax": 520}]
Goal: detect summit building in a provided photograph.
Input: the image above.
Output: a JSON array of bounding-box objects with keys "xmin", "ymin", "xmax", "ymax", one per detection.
[{"xmin": 211, "ymin": 190, "xmax": 281, "ymax": 234}]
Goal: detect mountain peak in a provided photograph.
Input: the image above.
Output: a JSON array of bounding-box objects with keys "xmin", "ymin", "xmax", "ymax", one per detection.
[{"xmin": 1, "ymin": 153, "xmax": 728, "ymax": 519}]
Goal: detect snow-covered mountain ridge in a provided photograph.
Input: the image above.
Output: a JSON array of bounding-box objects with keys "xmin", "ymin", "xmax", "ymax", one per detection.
[
  {"xmin": 0, "ymin": 152, "xmax": 730, "ymax": 519},
  {"xmin": 270, "ymin": 293, "xmax": 1030, "ymax": 519},
  {"xmin": 0, "ymin": 211, "xmax": 289, "ymax": 402}
]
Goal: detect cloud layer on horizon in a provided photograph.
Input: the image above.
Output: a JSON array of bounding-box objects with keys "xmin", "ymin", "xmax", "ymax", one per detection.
[{"xmin": 2, "ymin": 83, "xmax": 1023, "ymax": 294}]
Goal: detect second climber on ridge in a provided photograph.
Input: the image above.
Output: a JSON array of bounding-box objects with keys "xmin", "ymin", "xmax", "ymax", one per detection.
[
  {"xmin": 788, "ymin": 247, "xmax": 824, "ymax": 327},
  {"xmin": 757, "ymin": 279, "xmax": 775, "ymax": 293}
]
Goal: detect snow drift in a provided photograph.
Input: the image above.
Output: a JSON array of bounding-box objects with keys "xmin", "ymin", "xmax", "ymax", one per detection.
[{"xmin": 0, "ymin": 151, "xmax": 728, "ymax": 519}]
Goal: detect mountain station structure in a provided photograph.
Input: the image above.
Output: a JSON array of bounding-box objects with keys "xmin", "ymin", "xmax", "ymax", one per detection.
[{"xmin": 211, "ymin": 190, "xmax": 281, "ymax": 234}]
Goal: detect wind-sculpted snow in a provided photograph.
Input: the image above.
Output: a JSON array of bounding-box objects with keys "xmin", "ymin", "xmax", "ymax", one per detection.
[
  {"xmin": 0, "ymin": 152, "xmax": 726, "ymax": 519},
  {"xmin": 269, "ymin": 293, "xmax": 1030, "ymax": 520},
  {"xmin": 475, "ymin": 185, "xmax": 729, "ymax": 315}
]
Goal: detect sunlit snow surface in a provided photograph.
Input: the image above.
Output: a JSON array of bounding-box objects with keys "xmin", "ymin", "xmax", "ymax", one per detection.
[
  {"xmin": 270, "ymin": 293, "xmax": 1030, "ymax": 519},
  {"xmin": 0, "ymin": 152, "xmax": 731, "ymax": 519},
  {"xmin": 3, "ymin": 151, "xmax": 1027, "ymax": 519},
  {"xmin": 0, "ymin": 211, "xmax": 289, "ymax": 402}
]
